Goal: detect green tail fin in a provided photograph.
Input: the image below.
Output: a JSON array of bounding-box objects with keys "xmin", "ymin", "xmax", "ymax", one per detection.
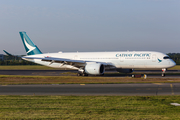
[{"xmin": 19, "ymin": 32, "xmax": 42, "ymax": 55}]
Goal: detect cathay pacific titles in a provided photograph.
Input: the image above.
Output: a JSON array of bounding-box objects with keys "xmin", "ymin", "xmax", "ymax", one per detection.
[{"xmin": 116, "ymin": 53, "xmax": 151, "ymax": 57}]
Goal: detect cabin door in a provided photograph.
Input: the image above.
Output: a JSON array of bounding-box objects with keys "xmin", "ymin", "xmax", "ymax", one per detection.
[
  {"xmin": 152, "ymin": 54, "xmax": 156, "ymax": 62},
  {"xmin": 74, "ymin": 55, "xmax": 78, "ymax": 60},
  {"xmin": 119, "ymin": 55, "xmax": 124, "ymax": 62}
]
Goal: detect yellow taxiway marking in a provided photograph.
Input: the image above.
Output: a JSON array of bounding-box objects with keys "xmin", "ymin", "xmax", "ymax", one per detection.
[
  {"xmin": 170, "ymin": 84, "xmax": 174, "ymax": 95},
  {"xmin": 153, "ymin": 83, "xmax": 163, "ymax": 85},
  {"xmin": 80, "ymin": 84, "xmax": 85, "ymax": 85}
]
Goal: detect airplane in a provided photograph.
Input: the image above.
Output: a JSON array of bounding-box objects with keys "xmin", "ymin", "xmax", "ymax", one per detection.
[{"xmin": 19, "ymin": 31, "xmax": 176, "ymax": 77}]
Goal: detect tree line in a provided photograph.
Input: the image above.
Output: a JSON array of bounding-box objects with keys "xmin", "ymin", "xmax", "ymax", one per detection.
[
  {"xmin": 0, "ymin": 55, "xmax": 38, "ymax": 65},
  {"xmin": 167, "ymin": 53, "xmax": 180, "ymax": 65}
]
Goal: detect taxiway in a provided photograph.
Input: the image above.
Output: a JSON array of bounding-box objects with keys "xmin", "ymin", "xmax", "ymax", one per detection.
[
  {"xmin": 0, "ymin": 70, "xmax": 179, "ymax": 77},
  {"xmin": 0, "ymin": 83, "xmax": 179, "ymax": 96}
]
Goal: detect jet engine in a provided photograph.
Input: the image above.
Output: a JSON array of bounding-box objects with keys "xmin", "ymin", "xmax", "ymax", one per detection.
[
  {"xmin": 84, "ymin": 63, "xmax": 105, "ymax": 75},
  {"xmin": 116, "ymin": 68, "xmax": 134, "ymax": 73}
]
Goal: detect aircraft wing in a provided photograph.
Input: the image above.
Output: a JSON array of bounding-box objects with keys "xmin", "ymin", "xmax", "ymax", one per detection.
[{"xmin": 22, "ymin": 56, "xmax": 114, "ymax": 68}]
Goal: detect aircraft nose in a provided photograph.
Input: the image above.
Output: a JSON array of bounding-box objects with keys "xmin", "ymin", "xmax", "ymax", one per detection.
[{"xmin": 170, "ymin": 60, "xmax": 176, "ymax": 67}]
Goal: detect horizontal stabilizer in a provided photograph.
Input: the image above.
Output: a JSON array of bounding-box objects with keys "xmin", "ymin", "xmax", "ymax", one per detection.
[{"xmin": 3, "ymin": 50, "xmax": 13, "ymax": 56}]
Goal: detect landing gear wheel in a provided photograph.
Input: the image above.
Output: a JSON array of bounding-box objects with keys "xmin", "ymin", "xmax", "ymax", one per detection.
[
  {"xmin": 162, "ymin": 68, "xmax": 166, "ymax": 77},
  {"xmin": 162, "ymin": 73, "xmax": 165, "ymax": 77},
  {"xmin": 82, "ymin": 73, "xmax": 88, "ymax": 76},
  {"xmin": 77, "ymin": 73, "xmax": 81, "ymax": 76}
]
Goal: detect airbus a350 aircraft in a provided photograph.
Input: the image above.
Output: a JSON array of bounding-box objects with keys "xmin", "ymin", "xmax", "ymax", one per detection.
[{"xmin": 20, "ymin": 32, "xmax": 176, "ymax": 76}]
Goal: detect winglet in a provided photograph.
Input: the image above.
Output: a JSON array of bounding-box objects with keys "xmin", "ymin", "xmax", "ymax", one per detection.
[{"xmin": 19, "ymin": 32, "xmax": 42, "ymax": 55}]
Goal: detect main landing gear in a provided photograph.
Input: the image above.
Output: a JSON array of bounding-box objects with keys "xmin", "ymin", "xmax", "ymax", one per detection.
[
  {"xmin": 162, "ymin": 68, "xmax": 166, "ymax": 77},
  {"xmin": 77, "ymin": 68, "xmax": 89, "ymax": 76},
  {"xmin": 77, "ymin": 73, "xmax": 88, "ymax": 76}
]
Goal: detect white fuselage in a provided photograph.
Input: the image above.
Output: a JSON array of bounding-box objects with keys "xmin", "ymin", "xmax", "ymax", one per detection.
[{"xmin": 23, "ymin": 51, "xmax": 176, "ymax": 70}]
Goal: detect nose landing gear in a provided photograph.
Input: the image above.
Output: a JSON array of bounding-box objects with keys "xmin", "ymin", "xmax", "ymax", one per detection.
[{"xmin": 162, "ymin": 68, "xmax": 166, "ymax": 77}]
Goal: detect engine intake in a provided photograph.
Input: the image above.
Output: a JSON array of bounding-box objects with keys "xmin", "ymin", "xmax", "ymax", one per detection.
[{"xmin": 84, "ymin": 63, "xmax": 105, "ymax": 75}]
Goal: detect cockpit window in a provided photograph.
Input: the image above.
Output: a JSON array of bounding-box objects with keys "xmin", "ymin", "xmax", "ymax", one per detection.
[{"xmin": 163, "ymin": 56, "xmax": 170, "ymax": 59}]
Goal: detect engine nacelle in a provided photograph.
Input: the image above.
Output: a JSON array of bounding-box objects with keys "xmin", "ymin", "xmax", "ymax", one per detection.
[
  {"xmin": 84, "ymin": 63, "xmax": 105, "ymax": 75},
  {"xmin": 116, "ymin": 68, "xmax": 134, "ymax": 73}
]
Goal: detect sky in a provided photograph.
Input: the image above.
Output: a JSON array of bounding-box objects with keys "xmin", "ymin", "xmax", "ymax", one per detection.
[{"xmin": 0, "ymin": 0, "xmax": 180, "ymax": 55}]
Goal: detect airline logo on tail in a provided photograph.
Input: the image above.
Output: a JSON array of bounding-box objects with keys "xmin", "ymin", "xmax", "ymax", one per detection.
[
  {"xmin": 24, "ymin": 37, "xmax": 36, "ymax": 54},
  {"xmin": 19, "ymin": 32, "xmax": 42, "ymax": 55}
]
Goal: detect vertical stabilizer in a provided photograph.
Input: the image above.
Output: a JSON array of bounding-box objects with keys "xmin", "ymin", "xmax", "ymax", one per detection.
[{"xmin": 19, "ymin": 32, "xmax": 42, "ymax": 55}]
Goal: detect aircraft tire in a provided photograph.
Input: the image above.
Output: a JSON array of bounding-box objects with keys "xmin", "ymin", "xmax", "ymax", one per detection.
[
  {"xmin": 77, "ymin": 73, "xmax": 81, "ymax": 76},
  {"xmin": 162, "ymin": 73, "xmax": 165, "ymax": 77},
  {"xmin": 82, "ymin": 73, "xmax": 87, "ymax": 76}
]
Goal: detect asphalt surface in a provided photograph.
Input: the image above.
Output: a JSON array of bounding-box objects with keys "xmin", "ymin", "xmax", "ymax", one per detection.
[
  {"xmin": 0, "ymin": 70, "xmax": 180, "ymax": 77},
  {"xmin": 0, "ymin": 70, "xmax": 180, "ymax": 96},
  {"xmin": 0, "ymin": 83, "xmax": 179, "ymax": 95}
]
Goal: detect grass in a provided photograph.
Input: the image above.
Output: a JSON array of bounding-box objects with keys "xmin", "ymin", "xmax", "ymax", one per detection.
[
  {"xmin": 0, "ymin": 75, "xmax": 180, "ymax": 85},
  {"xmin": 0, "ymin": 66, "xmax": 179, "ymax": 119},
  {"xmin": 0, "ymin": 65, "xmax": 179, "ymax": 70},
  {"xmin": 0, "ymin": 65, "xmax": 179, "ymax": 85},
  {"xmin": 0, "ymin": 95, "xmax": 180, "ymax": 119},
  {"xmin": 169, "ymin": 65, "xmax": 180, "ymax": 70}
]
